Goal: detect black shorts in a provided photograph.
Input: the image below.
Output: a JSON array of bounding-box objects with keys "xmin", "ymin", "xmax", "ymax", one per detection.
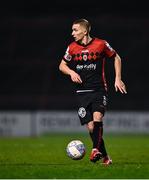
[{"xmin": 76, "ymin": 91, "xmax": 108, "ymax": 125}]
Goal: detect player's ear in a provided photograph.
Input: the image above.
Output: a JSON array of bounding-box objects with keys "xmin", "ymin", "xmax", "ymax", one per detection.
[{"xmin": 84, "ymin": 29, "xmax": 88, "ymax": 35}]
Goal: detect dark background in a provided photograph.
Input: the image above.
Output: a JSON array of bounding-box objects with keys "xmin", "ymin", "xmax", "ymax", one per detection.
[{"xmin": 0, "ymin": 0, "xmax": 149, "ymax": 111}]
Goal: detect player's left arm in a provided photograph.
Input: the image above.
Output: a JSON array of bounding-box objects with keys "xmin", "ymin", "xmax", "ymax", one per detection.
[{"xmin": 114, "ymin": 53, "xmax": 127, "ymax": 94}]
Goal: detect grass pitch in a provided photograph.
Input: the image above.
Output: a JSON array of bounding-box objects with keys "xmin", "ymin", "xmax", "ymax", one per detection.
[{"xmin": 0, "ymin": 133, "xmax": 149, "ymax": 179}]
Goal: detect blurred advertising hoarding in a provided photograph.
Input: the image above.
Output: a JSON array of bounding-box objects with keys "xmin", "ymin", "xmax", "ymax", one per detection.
[{"xmin": 0, "ymin": 111, "xmax": 149, "ymax": 136}]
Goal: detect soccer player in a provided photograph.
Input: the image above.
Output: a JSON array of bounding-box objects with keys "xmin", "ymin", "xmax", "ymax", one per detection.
[{"xmin": 59, "ymin": 19, "xmax": 127, "ymax": 165}]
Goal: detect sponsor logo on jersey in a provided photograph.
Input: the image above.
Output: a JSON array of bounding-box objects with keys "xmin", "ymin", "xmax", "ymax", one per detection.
[{"xmin": 76, "ymin": 64, "xmax": 96, "ymax": 70}]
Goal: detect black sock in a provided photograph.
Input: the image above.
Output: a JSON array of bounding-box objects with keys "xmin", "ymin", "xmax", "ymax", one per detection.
[
  {"xmin": 92, "ymin": 121, "xmax": 103, "ymax": 151},
  {"xmin": 89, "ymin": 131, "xmax": 94, "ymax": 142},
  {"xmin": 100, "ymin": 138, "xmax": 107, "ymax": 157},
  {"xmin": 92, "ymin": 121, "xmax": 108, "ymax": 156}
]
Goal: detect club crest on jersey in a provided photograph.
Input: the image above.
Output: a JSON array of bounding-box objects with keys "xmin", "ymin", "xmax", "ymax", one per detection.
[
  {"xmin": 82, "ymin": 54, "xmax": 88, "ymax": 61},
  {"xmin": 78, "ymin": 107, "xmax": 86, "ymax": 118},
  {"xmin": 81, "ymin": 49, "xmax": 89, "ymax": 61}
]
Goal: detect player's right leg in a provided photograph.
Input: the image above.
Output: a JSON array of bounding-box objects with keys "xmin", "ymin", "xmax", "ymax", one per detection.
[
  {"xmin": 86, "ymin": 121, "xmax": 103, "ymax": 162},
  {"xmin": 90, "ymin": 148, "xmax": 102, "ymax": 162},
  {"xmin": 85, "ymin": 114, "xmax": 112, "ymax": 164}
]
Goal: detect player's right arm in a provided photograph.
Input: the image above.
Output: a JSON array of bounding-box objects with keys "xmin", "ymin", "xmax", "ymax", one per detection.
[{"xmin": 59, "ymin": 59, "xmax": 82, "ymax": 84}]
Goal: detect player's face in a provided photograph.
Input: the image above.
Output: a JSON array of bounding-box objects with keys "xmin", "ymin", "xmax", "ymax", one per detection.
[{"xmin": 72, "ymin": 24, "xmax": 87, "ymax": 42}]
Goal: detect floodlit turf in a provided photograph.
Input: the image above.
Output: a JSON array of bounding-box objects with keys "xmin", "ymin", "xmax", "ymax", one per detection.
[{"xmin": 0, "ymin": 133, "xmax": 149, "ymax": 179}]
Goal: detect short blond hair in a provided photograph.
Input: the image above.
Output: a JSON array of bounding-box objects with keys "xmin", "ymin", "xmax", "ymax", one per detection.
[{"xmin": 73, "ymin": 18, "xmax": 91, "ymax": 34}]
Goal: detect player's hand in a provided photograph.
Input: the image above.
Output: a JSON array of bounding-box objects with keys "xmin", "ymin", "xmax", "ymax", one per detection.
[
  {"xmin": 70, "ymin": 71, "xmax": 82, "ymax": 84},
  {"xmin": 115, "ymin": 79, "xmax": 127, "ymax": 94}
]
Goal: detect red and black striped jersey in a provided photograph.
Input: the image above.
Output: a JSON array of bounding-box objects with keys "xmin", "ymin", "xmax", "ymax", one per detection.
[{"xmin": 63, "ymin": 37, "xmax": 116, "ymax": 92}]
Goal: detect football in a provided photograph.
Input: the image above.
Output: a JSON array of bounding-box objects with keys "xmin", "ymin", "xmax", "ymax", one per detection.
[{"xmin": 66, "ymin": 140, "xmax": 86, "ymax": 160}]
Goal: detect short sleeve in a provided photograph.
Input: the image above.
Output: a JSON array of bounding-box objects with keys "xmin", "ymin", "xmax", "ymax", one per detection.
[
  {"xmin": 63, "ymin": 46, "xmax": 72, "ymax": 62},
  {"xmin": 104, "ymin": 41, "xmax": 116, "ymax": 58}
]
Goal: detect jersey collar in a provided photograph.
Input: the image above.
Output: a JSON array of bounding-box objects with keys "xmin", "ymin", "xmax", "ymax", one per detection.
[{"xmin": 76, "ymin": 37, "xmax": 95, "ymax": 47}]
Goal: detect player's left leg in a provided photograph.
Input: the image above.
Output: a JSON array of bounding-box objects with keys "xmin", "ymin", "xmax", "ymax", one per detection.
[{"xmin": 102, "ymin": 155, "xmax": 112, "ymax": 165}]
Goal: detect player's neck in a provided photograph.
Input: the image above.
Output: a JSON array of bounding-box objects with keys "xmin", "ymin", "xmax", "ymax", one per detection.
[{"xmin": 81, "ymin": 35, "xmax": 92, "ymax": 45}]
